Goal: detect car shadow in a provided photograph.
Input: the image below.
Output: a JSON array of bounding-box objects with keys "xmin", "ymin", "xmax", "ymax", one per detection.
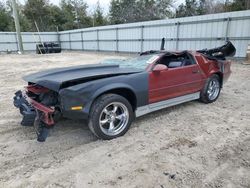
[
  {"xmin": 47, "ymin": 118, "xmax": 97, "ymax": 143},
  {"xmin": 43, "ymin": 100, "xmax": 202, "ymax": 143}
]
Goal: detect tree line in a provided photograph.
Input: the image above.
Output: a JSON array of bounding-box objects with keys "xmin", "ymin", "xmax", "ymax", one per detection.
[{"xmin": 0, "ymin": 0, "xmax": 249, "ymax": 32}]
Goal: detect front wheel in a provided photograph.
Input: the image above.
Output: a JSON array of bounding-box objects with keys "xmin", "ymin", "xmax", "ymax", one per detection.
[
  {"xmin": 88, "ymin": 94, "xmax": 134, "ymax": 140},
  {"xmin": 200, "ymin": 74, "xmax": 221, "ymax": 103}
]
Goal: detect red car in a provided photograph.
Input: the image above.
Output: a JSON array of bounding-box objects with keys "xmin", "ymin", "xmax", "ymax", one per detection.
[{"xmin": 14, "ymin": 41, "xmax": 236, "ymax": 141}]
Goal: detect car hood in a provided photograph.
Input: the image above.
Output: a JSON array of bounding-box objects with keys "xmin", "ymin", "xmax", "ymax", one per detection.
[{"xmin": 23, "ymin": 64, "xmax": 143, "ymax": 91}]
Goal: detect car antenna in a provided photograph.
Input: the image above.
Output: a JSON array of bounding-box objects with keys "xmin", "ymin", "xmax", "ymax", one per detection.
[{"xmin": 160, "ymin": 38, "xmax": 165, "ymax": 50}]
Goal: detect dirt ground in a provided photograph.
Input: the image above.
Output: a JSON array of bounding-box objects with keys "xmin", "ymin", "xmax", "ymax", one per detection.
[{"xmin": 0, "ymin": 52, "xmax": 249, "ymax": 188}]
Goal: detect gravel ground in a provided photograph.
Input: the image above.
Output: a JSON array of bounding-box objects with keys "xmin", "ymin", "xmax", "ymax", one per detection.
[{"xmin": 0, "ymin": 52, "xmax": 249, "ymax": 188}]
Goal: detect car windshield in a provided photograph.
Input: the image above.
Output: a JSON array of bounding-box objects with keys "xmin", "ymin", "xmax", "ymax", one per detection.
[{"xmin": 101, "ymin": 54, "xmax": 160, "ymax": 70}]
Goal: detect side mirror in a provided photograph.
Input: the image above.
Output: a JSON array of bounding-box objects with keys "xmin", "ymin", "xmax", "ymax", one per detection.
[{"xmin": 153, "ymin": 64, "xmax": 168, "ymax": 73}]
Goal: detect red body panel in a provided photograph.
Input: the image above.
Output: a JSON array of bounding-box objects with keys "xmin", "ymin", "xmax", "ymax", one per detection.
[
  {"xmin": 194, "ymin": 53, "xmax": 220, "ymax": 77},
  {"xmin": 149, "ymin": 64, "xmax": 205, "ymax": 103},
  {"xmin": 194, "ymin": 52, "xmax": 232, "ymax": 82},
  {"xmin": 148, "ymin": 52, "xmax": 231, "ymax": 104},
  {"xmin": 30, "ymin": 99, "xmax": 55, "ymax": 125},
  {"xmin": 26, "ymin": 85, "xmax": 49, "ymax": 94}
]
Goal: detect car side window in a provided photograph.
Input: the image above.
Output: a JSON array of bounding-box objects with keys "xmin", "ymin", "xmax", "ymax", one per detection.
[{"xmin": 158, "ymin": 53, "xmax": 195, "ymax": 68}]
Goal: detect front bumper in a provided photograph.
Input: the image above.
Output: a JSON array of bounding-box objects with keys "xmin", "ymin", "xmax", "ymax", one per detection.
[
  {"xmin": 14, "ymin": 90, "xmax": 36, "ymax": 126},
  {"xmin": 13, "ymin": 90, "xmax": 55, "ymax": 126}
]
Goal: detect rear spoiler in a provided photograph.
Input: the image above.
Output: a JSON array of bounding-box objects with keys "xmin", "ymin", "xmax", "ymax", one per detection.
[
  {"xmin": 140, "ymin": 39, "xmax": 236, "ymax": 60},
  {"xmin": 197, "ymin": 41, "xmax": 236, "ymax": 59}
]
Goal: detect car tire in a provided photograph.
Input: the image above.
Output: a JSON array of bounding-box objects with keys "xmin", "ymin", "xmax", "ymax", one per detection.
[
  {"xmin": 200, "ymin": 74, "xmax": 221, "ymax": 103},
  {"xmin": 88, "ymin": 94, "xmax": 134, "ymax": 140}
]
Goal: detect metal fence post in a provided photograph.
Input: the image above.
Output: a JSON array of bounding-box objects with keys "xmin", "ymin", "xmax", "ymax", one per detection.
[
  {"xmin": 69, "ymin": 32, "xmax": 71, "ymax": 50},
  {"xmin": 57, "ymin": 32, "xmax": 61, "ymax": 47},
  {"xmin": 140, "ymin": 25, "xmax": 144, "ymax": 53},
  {"xmin": 15, "ymin": 33, "xmax": 19, "ymax": 52},
  {"xmin": 116, "ymin": 28, "xmax": 119, "ymax": 53},
  {"xmin": 97, "ymin": 29, "xmax": 99, "ymax": 51},
  {"xmin": 225, "ymin": 17, "xmax": 231, "ymax": 42},
  {"xmin": 176, "ymin": 22, "xmax": 180, "ymax": 50},
  {"xmin": 81, "ymin": 31, "xmax": 84, "ymax": 51}
]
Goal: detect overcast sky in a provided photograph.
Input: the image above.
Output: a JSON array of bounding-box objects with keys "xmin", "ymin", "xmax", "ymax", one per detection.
[{"xmin": 11, "ymin": 0, "xmax": 186, "ymax": 14}]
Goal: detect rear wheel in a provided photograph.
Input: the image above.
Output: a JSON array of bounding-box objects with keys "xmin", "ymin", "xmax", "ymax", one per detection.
[
  {"xmin": 200, "ymin": 74, "xmax": 221, "ymax": 103},
  {"xmin": 88, "ymin": 94, "xmax": 134, "ymax": 140}
]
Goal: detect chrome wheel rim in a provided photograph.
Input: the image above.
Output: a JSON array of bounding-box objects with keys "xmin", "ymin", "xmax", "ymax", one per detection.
[
  {"xmin": 207, "ymin": 79, "xmax": 220, "ymax": 100},
  {"xmin": 99, "ymin": 102, "xmax": 129, "ymax": 136}
]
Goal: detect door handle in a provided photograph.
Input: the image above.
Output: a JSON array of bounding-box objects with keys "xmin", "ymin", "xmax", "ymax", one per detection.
[{"xmin": 192, "ymin": 70, "xmax": 200, "ymax": 74}]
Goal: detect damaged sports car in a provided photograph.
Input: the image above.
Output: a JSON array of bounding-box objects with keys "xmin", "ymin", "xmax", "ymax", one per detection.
[{"xmin": 14, "ymin": 41, "xmax": 236, "ymax": 142}]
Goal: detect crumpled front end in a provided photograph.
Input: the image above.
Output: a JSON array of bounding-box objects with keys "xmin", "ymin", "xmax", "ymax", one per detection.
[{"xmin": 13, "ymin": 84, "xmax": 59, "ymax": 141}]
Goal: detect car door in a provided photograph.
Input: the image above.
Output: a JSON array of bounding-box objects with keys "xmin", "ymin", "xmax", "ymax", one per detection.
[{"xmin": 148, "ymin": 55, "xmax": 204, "ymax": 104}]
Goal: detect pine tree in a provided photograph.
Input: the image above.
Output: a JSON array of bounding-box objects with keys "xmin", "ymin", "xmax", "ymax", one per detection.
[
  {"xmin": 109, "ymin": 0, "xmax": 173, "ymax": 24},
  {"xmin": 23, "ymin": 0, "xmax": 51, "ymax": 31},
  {"xmin": 109, "ymin": 0, "xmax": 123, "ymax": 24},
  {"xmin": 0, "ymin": 2, "xmax": 12, "ymax": 31},
  {"xmin": 175, "ymin": 0, "xmax": 203, "ymax": 18},
  {"xmin": 224, "ymin": 0, "xmax": 250, "ymax": 11},
  {"xmin": 155, "ymin": 0, "xmax": 174, "ymax": 19},
  {"xmin": 93, "ymin": 0, "xmax": 107, "ymax": 26},
  {"xmin": 60, "ymin": 0, "xmax": 92, "ymax": 30}
]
